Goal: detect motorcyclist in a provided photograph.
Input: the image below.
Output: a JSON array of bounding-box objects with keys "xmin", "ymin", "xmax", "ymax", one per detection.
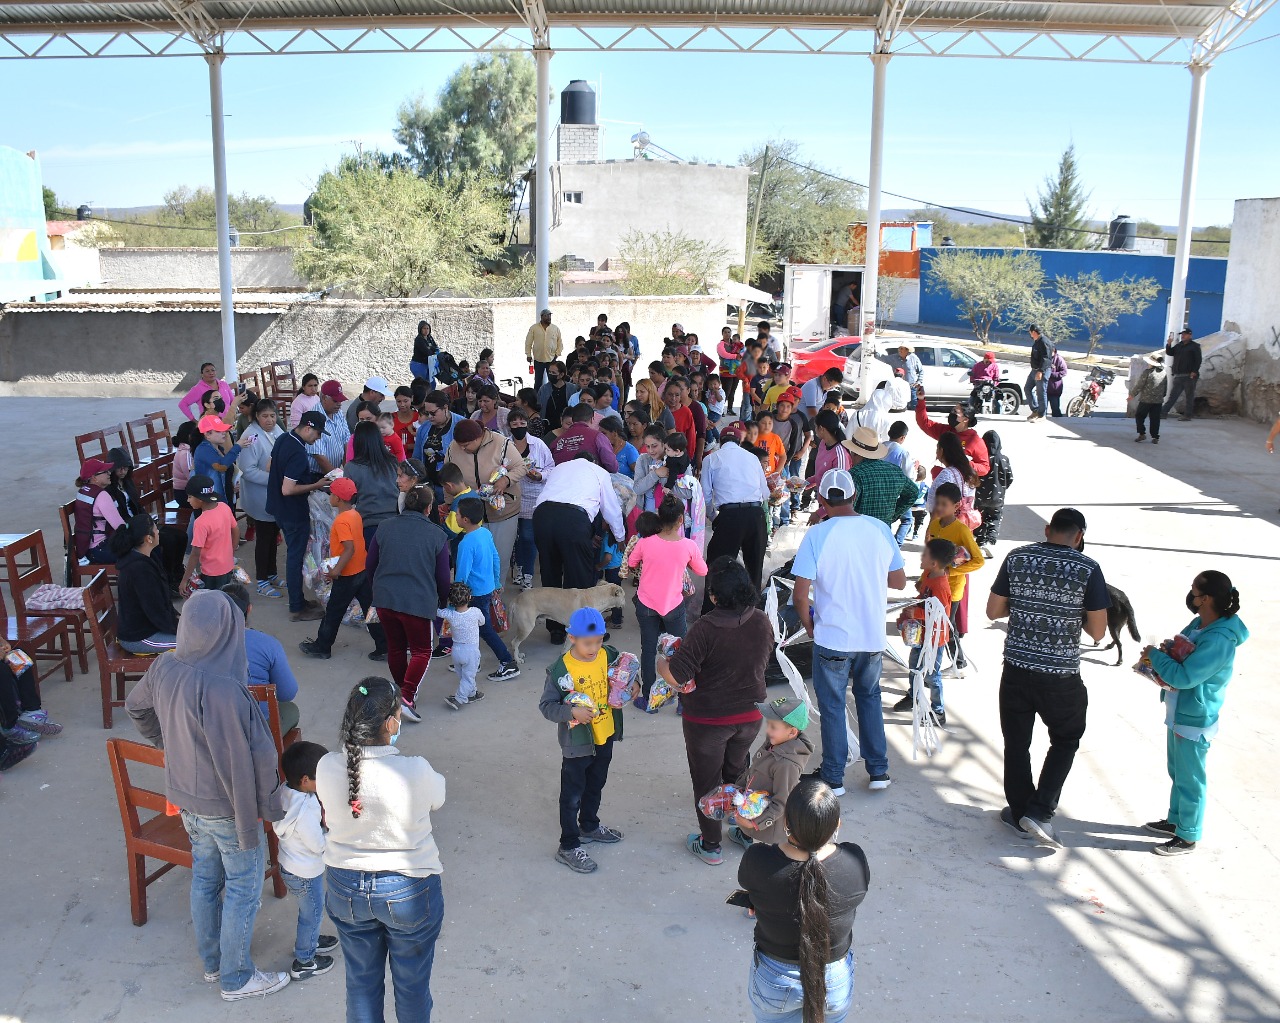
[{"xmin": 968, "ymin": 351, "xmax": 1001, "ymax": 411}]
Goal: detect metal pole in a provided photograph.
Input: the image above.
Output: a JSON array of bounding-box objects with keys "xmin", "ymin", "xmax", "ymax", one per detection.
[
  {"xmin": 1166, "ymin": 63, "xmax": 1207, "ymax": 338},
  {"xmin": 206, "ymin": 50, "xmax": 236, "ymax": 381},
  {"xmin": 859, "ymin": 50, "xmax": 890, "ymax": 402},
  {"xmin": 534, "ymin": 45, "xmax": 552, "ymax": 312},
  {"xmin": 740, "ymin": 144, "xmax": 770, "ymax": 339}
]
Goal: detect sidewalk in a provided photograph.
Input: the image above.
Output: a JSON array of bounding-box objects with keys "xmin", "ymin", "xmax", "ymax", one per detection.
[{"xmin": 0, "ymin": 397, "xmax": 1276, "ymax": 1023}]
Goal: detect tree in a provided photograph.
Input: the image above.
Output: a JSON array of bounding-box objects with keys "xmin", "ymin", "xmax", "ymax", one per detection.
[
  {"xmin": 1055, "ymin": 271, "xmax": 1160, "ymax": 356},
  {"xmin": 926, "ymin": 248, "xmax": 1046, "ymax": 343},
  {"xmin": 617, "ymin": 229, "xmax": 730, "ymax": 297},
  {"xmin": 395, "ymin": 52, "xmax": 536, "ymax": 192},
  {"xmin": 43, "ymin": 186, "xmax": 60, "ymax": 220},
  {"xmin": 294, "ymin": 161, "xmax": 506, "ymax": 298},
  {"xmin": 1028, "ymin": 144, "xmax": 1092, "ymax": 250},
  {"xmin": 741, "ymin": 140, "xmax": 865, "ymax": 269},
  {"xmin": 875, "ymin": 274, "xmax": 908, "ymax": 327}
]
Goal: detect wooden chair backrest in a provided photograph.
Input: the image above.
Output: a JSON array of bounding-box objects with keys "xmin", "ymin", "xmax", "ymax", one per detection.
[
  {"xmin": 4, "ymin": 530, "xmax": 56, "ymax": 617},
  {"xmin": 239, "ymin": 369, "xmax": 263, "ymax": 396},
  {"xmin": 75, "ymin": 429, "xmax": 108, "ymax": 466},
  {"xmin": 106, "ymin": 737, "xmax": 172, "ymax": 840},
  {"xmin": 246, "ymin": 683, "xmax": 285, "ymax": 756},
  {"xmin": 265, "ymin": 360, "xmax": 297, "ymax": 399},
  {"xmin": 127, "ymin": 411, "xmax": 173, "ymax": 464},
  {"xmin": 83, "ymin": 570, "xmax": 119, "ymax": 649}
]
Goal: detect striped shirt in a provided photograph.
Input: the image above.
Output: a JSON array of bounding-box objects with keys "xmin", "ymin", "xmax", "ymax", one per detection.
[{"xmin": 306, "ymin": 408, "xmax": 350, "ymax": 474}]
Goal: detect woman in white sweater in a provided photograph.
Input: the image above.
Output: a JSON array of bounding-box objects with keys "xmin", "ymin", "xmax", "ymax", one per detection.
[{"xmin": 316, "ymin": 678, "xmax": 447, "ymax": 1022}]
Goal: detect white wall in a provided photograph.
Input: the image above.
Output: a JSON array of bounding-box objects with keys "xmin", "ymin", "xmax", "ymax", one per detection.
[
  {"xmin": 99, "ymin": 247, "xmax": 305, "ymax": 290},
  {"xmin": 48, "ymin": 246, "xmax": 101, "ymax": 289},
  {"xmin": 1221, "ymin": 197, "xmax": 1280, "ymax": 421}
]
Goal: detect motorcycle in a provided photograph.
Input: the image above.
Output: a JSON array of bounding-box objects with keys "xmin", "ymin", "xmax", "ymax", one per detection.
[{"xmin": 1067, "ymin": 367, "xmax": 1115, "ymax": 417}]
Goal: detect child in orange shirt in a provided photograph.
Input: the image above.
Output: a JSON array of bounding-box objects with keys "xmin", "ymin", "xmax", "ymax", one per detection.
[
  {"xmin": 300, "ymin": 477, "xmax": 385, "ymax": 660},
  {"xmin": 895, "ymin": 538, "xmax": 956, "ymax": 721}
]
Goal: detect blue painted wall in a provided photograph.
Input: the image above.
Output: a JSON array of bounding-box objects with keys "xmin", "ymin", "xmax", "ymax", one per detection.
[
  {"xmin": 0, "ymin": 145, "xmax": 61, "ymax": 302},
  {"xmin": 918, "ymin": 246, "xmax": 1226, "ymax": 347}
]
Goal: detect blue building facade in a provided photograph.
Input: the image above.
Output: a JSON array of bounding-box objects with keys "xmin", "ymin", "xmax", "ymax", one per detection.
[
  {"xmin": 918, "ymin": 246, "xmax": 1226, "ymax": 348},
  {"xmin": 0, "ymin": 146, "xmax": 62, "ymax": 303}
]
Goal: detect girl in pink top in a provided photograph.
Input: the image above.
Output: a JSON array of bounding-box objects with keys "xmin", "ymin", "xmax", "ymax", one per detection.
[
  {"xmin": 627, "ymin": 493, "xmax": 709, "ymax": 708},
  {"xmin": 288, "ymin": 374, "xmax": 322, "ymax": 429}
]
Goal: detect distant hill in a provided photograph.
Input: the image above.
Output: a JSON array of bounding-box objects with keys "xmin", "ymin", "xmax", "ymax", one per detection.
[{"xmin": 883, "ymin": 206, "xmax": 1181, "ymax": 233}]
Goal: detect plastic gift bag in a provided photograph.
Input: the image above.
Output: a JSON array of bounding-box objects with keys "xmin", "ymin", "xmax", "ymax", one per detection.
[
  {"xmin": 698, "ymin": 785, "xmax": 769, "ymax": 821},
  {"xmin": 607, "ymin": 651, "xmax": 640, "ymax": 708},
  {"xmin": 656, "ymin": 634, "xmax": 694, "ymax": 693},
  {"xmin": 646, "ymin": 678, "xmax": 675, "ymax": 712},
  {"xmin": 564, "ymin": 691, "xmax": 598, "ymax": 727},
  {"xmin": 491, "ymin": 592, "xmax": 510, "ymax": 633}
]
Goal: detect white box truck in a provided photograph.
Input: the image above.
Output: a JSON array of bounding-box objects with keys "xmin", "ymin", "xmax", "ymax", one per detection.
[{"xmin": 782, "ymin": 263, "xmax": 865, "ymax": 348}]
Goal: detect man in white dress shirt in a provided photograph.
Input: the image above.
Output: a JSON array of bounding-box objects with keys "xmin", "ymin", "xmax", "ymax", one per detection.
[{"xmin": 700, "ymin": 421, "xmax": 770, "ymax": 612}]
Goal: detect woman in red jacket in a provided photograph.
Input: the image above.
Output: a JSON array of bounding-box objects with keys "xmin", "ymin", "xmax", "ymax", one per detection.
[{"xmin": 913, "ymin": 385, "xmax": 990, "ymax": 478}]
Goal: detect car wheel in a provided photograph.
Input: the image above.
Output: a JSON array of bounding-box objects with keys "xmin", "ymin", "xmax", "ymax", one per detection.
[{"xmin": 995, "ymin": 386, "xmax": 1020, "ymax": 416}]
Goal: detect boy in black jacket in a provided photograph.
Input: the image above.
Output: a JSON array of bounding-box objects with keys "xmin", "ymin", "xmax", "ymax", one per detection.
[{"xmin": 974, "ymin": 429, "xmax": 1013, "ymax": 557}]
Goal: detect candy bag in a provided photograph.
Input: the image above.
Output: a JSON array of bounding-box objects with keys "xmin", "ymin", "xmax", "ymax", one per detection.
[
  {"xmin": 564, "ymin": 691, "xmax": 598, "ymax": 727},
  {"xmin": 656, "ymin": 634, "xmax": 694, "ymax": 693},
  {"xmin": 697, "ymin": 784, "xmax": 740, "ymax": 821},
  {"xmin": 607, "ymin": 651, "xmax": 640, "ymax": 708},
  {"xmin": 732, "ymin": 788, "xmax": 770, "ymax": 820},
  {"xmin": 646, "ymin": 678, "xmax": 675, "ymax": 712}
]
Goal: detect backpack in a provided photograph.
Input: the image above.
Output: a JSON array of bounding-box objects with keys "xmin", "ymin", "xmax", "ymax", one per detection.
[{"xmin": 435, "ymin": 351, "xmax": 461, "ymax": 386}]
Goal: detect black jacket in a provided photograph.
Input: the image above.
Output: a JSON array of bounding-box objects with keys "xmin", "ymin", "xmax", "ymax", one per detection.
[
  {"xmin": 116, "ymin": 548, "xmax": 180, "ymax": 642},
  {"xmin": 1030, "ymin": 336, "xmax": 1051, "ymax": 373},
  {"xmin": 976, "ymin": 432, "xmax": 1013, "ymax": 507},
  {"xmin": 1165, "ymin": 338, "xmax": 1202, "ymax": 376}
]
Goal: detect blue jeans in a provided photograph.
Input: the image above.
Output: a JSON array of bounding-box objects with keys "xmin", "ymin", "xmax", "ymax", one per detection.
[
  {"xmin": 1026, "ymin": 372, "xmax": 1048, "ymax": 415},
  {"xmin": 472, "ymin": 592, "xmax": 512, "ymax": 665},
  {"xmin": 748, "ymin": 950, "xmax": 855, "ymax": 1023},
  {"xmin": 909, "ymin": 644, "xmax": 944, "ymax": 712},
  {"xmin": 281, "ymin": 867, "xmax": 325, "ymax": 963},
  {"xmin": 410, "ymin": 360, "xmax": 432, "ymax": 384},
  {"xmin": 515, "ymin": 517, "xmax": 537, "ymax": 578},
  {"xmin": 894, "ymin": 514, "xmax": 911, "ymax": 546},
  {"xmin": 179, "ymin": 812, "xmax": 266, "ymax": 992},
  {"xmin": 780, "ymin": 457, "xmax": 802, "ymax": 523},
  {"xmin": 634, "ymin": 596, "xmax": 688, "ymax": 697},
  {"xmin": 326, "ymin": 869, "xmax": 444, "ymax": 1023},
  {"xmin": 811, "ymin": 646, "xmax": 889, "ymax": 782},
  {"xmin": 281, "ymin": 518, "xmax": 311, "ymax": 613}
]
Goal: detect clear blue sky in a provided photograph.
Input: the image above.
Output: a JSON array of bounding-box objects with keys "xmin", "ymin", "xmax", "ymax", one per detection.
[{"xmin": 7, "ymin": 12, "xmax": 1279, "ymax": 228}]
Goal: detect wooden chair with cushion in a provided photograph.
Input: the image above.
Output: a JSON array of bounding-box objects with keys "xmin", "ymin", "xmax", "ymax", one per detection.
[
  {"xmin": 59, "ymin": 499, "xmax": 118, "ymax": 591},
  {"xmin": 247, "ymin": 683, "xmax": 302, "ymax": 771},
  {"xmin": 1, "ymin": 583, "xmax": 73, "ymax": 687},
  {"xmin": 83, "ymin": 570, "xmax": 154, "ymax": 728},
  {"xmin": 106, "ymin": 738, "xmax": 288, "ymax": 926},
  {"xmin": 126, "ymin": 411, "xmax": 173, "ymax": 466},
  {"xmin": 4, "ymin": 530, "xmax": 90, "ymax": 675}
]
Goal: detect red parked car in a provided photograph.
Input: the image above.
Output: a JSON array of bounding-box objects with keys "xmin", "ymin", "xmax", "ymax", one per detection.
[{"xmin": 790, "ymin": 336, "xmax": 861, "ymax": 386}]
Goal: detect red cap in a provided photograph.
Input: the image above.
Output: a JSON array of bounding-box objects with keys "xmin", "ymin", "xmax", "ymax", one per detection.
[
  {"xmin": 778, "ymin": 387, "xmax": 802, "ymax": 406},
  {"xmin": 329, "ymin": 477, "xmax": 358, "ymax": 501},
  {"xmin": 80, "ymin": 457, "xmax": 114, "ymax": 479},
  {"xmin": 321, "ymin": 380, "xmax": 348, "ymax": 402}
]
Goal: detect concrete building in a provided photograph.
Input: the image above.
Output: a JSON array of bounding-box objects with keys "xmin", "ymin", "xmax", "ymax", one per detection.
[
  {"xmin": 0, "ymin": 146, "xmax": 64, "ymax": 302},
  {"xmin": 1221, "ymin": 197, "xmax": 1280, "ymax": 421}
]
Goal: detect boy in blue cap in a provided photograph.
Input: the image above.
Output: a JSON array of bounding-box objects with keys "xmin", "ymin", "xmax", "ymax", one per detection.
[{"xmin": 538, "ymin": 607, "xmax": 627, "ymax": 873}]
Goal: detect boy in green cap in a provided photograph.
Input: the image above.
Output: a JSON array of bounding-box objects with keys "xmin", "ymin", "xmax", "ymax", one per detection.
[{"xmin": 728, "ymin": 695, "xmax": 814, "ymax": 849}]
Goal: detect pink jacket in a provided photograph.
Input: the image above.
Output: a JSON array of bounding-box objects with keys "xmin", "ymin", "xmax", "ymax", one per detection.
[{"xmin": 969, "ymin": 360, "xmax": 1000, "ymax": 386}]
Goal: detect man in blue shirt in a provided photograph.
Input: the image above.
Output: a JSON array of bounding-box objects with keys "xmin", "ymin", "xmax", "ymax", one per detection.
[
  {"xmin": 222, "ymin": 583, "xmax": 302, "ymax": 734},
  {"xmin": 266, "ymin": 410, "xmax": 329, "ymax": 621}
]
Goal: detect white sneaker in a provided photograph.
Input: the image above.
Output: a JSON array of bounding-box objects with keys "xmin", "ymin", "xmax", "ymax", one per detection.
[
  {"xmin": 220, "ymin": 970, "xmax": 290, "ymax": 1001},
  {"xmin": 400, "ymin": 698, "xmax": 422, "ymax": 723}
]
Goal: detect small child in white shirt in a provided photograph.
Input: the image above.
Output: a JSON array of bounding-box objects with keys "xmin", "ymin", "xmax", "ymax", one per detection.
[
  {"xmin": 276, "ymin": 741, "xmax": 339, "ymax": 980},
  {"xmin": 440, "ymin": 581, "xmax": 487, "ymax": 711}
]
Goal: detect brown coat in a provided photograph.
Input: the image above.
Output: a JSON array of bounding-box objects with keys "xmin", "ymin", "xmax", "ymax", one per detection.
[
  {"xmin": 444, "ymin": 430, "xmax": 528, "ymax": 522},
  {"xmin": 736, "ymin": 733, "xmax": 814, "ymax": 846}
]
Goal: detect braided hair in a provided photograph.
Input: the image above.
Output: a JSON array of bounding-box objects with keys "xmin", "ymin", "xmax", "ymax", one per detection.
[
  {"xmin": 338, "ymin": 677, "xmax": 400, "ymax": 818},
  {"xmin": 786, "ymin": 781, "xmax": 843, "ymax": 1023}
]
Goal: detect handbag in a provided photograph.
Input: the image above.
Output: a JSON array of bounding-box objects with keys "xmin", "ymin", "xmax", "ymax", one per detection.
[{"xmin": 490, "ymin": 592, "xmax": 510, "ymax": 633}]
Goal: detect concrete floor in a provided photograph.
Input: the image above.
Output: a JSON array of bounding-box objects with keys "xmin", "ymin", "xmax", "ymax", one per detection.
[{"xmin": 1, "ymin": 394, "xmax": 1278, "ymax": 1023}]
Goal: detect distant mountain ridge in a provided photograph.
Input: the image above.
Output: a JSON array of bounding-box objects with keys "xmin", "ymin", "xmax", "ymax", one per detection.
[{"xmin": 883, "ymin": 206, "xmax": 1181, "ymax": 233}]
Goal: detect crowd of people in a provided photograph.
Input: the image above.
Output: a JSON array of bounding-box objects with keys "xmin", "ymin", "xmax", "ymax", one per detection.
[{"xmin": 8, "ymin": 309, "xmax": 1244, "ymax": 1023}]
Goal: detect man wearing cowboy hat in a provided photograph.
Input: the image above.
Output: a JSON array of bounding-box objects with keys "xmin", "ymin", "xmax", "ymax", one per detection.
[
  {"xmin": 1129, "ymin": 352, "xmax": 1169, "ymax": 444},
  {"xmin": 843, "ymin": 426, "xmax": 920, "ymax": 527},
  {"xmin": 1162, "ymin": 328, "xmax": 1201, "ymax": 420}
]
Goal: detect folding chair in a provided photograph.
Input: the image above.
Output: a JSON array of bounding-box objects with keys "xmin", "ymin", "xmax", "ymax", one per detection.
[
  {"xmin": 4, "ymin": 530, "xmax": 90, "ymax": 675},
  {"xmin": 247, "ymin": 683, "xmax": 302, "ymax": 771},
  {"xmin": 83, "ymin": 571, "xmax": 154, "ymax": 728}
]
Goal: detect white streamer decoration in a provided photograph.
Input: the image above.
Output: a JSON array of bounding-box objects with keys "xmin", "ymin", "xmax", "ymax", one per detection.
[{"xmin": 907, "ymin": 595, "xmax": 950, "ymax": 759}]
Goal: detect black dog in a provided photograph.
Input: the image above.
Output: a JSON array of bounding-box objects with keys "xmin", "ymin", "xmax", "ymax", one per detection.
[{"xmin": 1096, "ymin": 584, "xmax": 1140, "ymax": 665}]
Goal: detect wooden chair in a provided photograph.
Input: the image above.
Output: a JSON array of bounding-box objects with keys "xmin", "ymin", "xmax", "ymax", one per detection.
[
  {"xmin": 4, "ymin": 530, "xmax": 90, "ymax": 675},
  {"xmin": 126, "ymin": 411, "xmax": 173, "ymax": 465},
  {"xmin": 83, "ymin": 571, "xmax": 155, "ymax": 728},
  {"xmin": 247, "ymin": 683, "xmax": 302, "ymax": 771},
  {"xmin": 75, "ymin": 428, "xmax": 109, "ymax": 467},
  {"xmin": 1, "ymin": 582, "xmax": 73, "ymax": 687},
  {"xmin": 264, "ymin": 360, "xmax": 298, "ymax": 401},
  {"xmin": 106, "ymin": 739, "xmax": 287, "ymax": 927},
  {"xmin": 59, "ymin": 499, "xmax": 118, "ymax": 590},
  {"xmin": 239, "ymin": 369, "xmax": 263, "ymax": 397}
]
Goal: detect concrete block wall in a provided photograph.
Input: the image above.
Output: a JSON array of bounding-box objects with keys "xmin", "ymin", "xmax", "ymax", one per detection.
[
  {"xmin": 1222, "ymin": 198, "xmax": 1280, "ymax": 423},
  {"xmin": 557, "ymin": 125, "xmax": 600, "ymax": 163},
  {"xmin": 99, "ymin": 247, "xmax": 305, "ymax": 290}
]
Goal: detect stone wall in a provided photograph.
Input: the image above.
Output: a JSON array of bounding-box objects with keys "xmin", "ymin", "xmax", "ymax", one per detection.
[
  {"xmin": 1221, "ymin": 198, "xmax": 1280, "ymax": 423},
  {"xmin": 99, "ymin": 247, "xmax": 305, "ymax": 290}
]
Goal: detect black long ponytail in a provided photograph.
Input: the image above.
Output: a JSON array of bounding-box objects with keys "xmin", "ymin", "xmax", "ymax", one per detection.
[
  {"xmin": 337, "ymin": 677, "xmax": 400, "ymax": 818},
  {"xmin": 785, "ymin": 782, "xmax": 843, "ymax": 1023}
]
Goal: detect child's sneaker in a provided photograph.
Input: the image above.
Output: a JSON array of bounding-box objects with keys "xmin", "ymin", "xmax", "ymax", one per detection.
[
  {"xmin": 1, "ymin": 724, "xmax": 41, "ymax": 746},
  {"xmin": 290, "ymin": 955, "xmax": 334, "ymax": 980},
  {"xmin": 0, "ymin": 742, "xmax": 36, "ymax": 771},
  {"xmin": 400, "ymin": 699, "xmax": 422, "ymax": 723},
  {"xmin": 727, "ymin": 825, "xmax": 753, "ymax": 851},
  {"xmin": 488, "ymin": 662, "xmax": 521, "ymax": 682},
  {"xmin": 580, "ymin": 824, "xmax": 622, "ymax": 844},
  {"xmin": 686, "ymin": 833, "xmax": 723, "ymax": 865},
  {"xmin": 256, "ymin": 579, "xmax": 282, "ymax": 598},
  {"xmin": 444, "ymin": 695, "xmax": 463, "ymax": 711},
  {"xmin": 17, "ymin": 709, "xmax": 63, "ymax": 736},
  {"xmin": 555, "ymin": 846, "xmax": 598, "ymax": 873}
]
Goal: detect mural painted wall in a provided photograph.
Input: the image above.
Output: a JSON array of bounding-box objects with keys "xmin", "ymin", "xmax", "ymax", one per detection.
[{"xmin": 0, "ymin": 146, "xmax": 61, "ymax": 302}]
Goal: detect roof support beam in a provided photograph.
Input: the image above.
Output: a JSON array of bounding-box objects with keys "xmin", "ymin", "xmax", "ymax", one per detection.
[
  {"xmin": 206, "ymin": 48, "xmax": 238, "ymax": 382},
  {"xmin": 533, "ymin": 43, "xmax": 552, "ymax": 313},
  {"xmin": 1165, "ymin": 62, "xmax": 1206, "ymax": 343}
]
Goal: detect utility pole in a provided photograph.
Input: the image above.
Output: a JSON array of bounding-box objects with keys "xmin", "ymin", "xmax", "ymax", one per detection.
[{"xmin": 739, "ymin": 144, "xmax": 770, "ymax": 340}]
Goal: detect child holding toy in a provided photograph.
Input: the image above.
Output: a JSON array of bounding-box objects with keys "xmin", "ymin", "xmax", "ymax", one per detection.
[
  {"xmin": 893, "ymin": 538, "xmax": 956, "ymax": 724},
  {"xmin": 726, "ymin": 695, "xmax": 815, "ymax": 851}
]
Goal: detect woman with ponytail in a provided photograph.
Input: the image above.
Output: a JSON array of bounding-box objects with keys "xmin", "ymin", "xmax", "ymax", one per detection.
[
  {"xmin": 316, "ymin": 677, "xmax": 447, "ymax": 1021},
  {"xmin": 738, "ymin": 782, "xmax": 869, "ymax": 1023},
  {"xmin": 1141, "ymin": 570, "xmax": 1247, "ymax": 857}
]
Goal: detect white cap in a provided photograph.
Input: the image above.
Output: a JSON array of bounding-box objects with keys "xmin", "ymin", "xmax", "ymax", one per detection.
[
  {"xmin": 818, "ymin": 468, "xmax": 857, "ymax": 502},
  {"xmin": 364, "ymin": 376, "xmax": 390, "ymax": 395}
]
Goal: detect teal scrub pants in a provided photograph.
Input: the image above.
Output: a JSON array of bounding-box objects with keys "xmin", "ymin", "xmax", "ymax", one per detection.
[{"xmin": 1167, "ymin": 730, "xmax": 1211, "ymax": 842}]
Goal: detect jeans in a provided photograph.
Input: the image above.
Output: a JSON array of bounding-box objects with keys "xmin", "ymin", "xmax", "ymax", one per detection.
[
  {"xmin": 999, "ymin": 664, "xmax": 1088, "ymax": 823},
  {"xmin": 119, "ymin": 632, "xmax": 178, "ymax": 655},
  {"xmin": 748, "ymin": 950, "xmax": 856, "ymax": 1023},
  {"xmin": 410, "ymin": 360, "xmax": 433, "ymax": 384},
  {"xmin": 533, "ymin": 360, "xmax": 552, "ymax": 391},
  {"xmin": 683, "ymin": 718, "xmax": 762, "ymax": 848},
  {"xmin": 909, "ymin": 645, "xmax": 944, "ymax": 712},
  {"xmin": 634, "ymin": 596, "xmax": 688, "ymax": 697},
  {"xmin": 179, "ymin": 812, "xmax": 266, "ymax": 993},
  {"xmin": 1026, "ymin": 372, "xmax": 1048, "ymax": 416},
  {"xmin": 1163, "ymin": 373, "xmax": 1197, "ymax": 417},
  {"xmin": 811, "ymin": 646, "xmax": 889, "ymax": 782},
  {"xmin": 378, "ymin": 607, "xmax": 433, "ymax": 704},
  {"xmin": 281, "ymin": 868, "xmax": 325, "ymax": 963},
  {"xmin": 471, "ymin": 592, "xmax": 512, "ymax": 665},
  {"xmin": 559, "ymin": 738, "xmax": 614, "ymax": 849},
  {"xmin": 515, "ymin": 517, "xmax": 538, "ymax": 579},
  {"xmin": 281, "ymin": 519, "xmax": 312, "ymax": 612},
  {"xmin": 780, "ymin": 458, "xmax": 802, "ymax": 524},
  {"xmin": 1167, "ymin": 730, "xmax": 1211, "ymax": 842},
  {"xmin": 894, "ymin": 514, "xmax": 912, "ymax": 546},
  {"xmin": 316, "ymin": 570, "xmax": 385, "ymax": 655},
  {"xmin": 326, "ymin": 868, "xmax": 445, "ymax": 1023},
  {"xmin": 1137, "ymin": 401, "xmax": 1163, "ymax": 438}
]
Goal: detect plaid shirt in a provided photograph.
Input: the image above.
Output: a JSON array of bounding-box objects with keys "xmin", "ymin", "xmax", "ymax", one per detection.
[{"xmin": 850, "ymin": 458, "xmax": 920, "ymax": 526}]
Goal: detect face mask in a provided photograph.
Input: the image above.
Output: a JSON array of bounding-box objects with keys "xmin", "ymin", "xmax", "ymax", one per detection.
[
  {"xmin": 947, "ymin": 411, "xmax": 960, "ymax": 429},
  {"xmin": 388, "ymin": 721, "xmax": 402, "ymax": 746},
  {"xmin": 1186, "ymin": 590, "xmax": 1200, "ymax": 613},
  {"xmin": 510, "ymin": 426, "xmax": 528, "ymax": 440}
]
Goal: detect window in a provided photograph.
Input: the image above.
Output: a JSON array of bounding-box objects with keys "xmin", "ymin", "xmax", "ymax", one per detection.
[
  {"xmin": 913, "ymin": 348, "xmax": 936, "ymax": 367},
  {"xmin": 562, "ymin": 191, "xmax": 583, "ymax": 204},
  {"xmin": 833, "ymin": 342, "xmax": 860, "ymax": 358},
  {"xmin": 941, "ymin": 347, "xmax": 977, "ymax": 369}
]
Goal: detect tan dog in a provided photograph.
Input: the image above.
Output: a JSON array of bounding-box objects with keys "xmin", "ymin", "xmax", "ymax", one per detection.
[{"xmin": 507, "ymin": 582, "xmax": 626, "ymax": 663}]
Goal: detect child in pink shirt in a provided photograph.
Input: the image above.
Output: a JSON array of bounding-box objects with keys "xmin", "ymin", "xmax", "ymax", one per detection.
[{"xmin": 626, "ymin": 492, "xmax": 708, "ymax": 710}]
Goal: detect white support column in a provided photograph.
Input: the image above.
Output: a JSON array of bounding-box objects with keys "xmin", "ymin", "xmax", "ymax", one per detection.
[
  {"xmin": 858, "ymin": 50, "xmax": 890, "ymax": 402},
  {"xmin": 1166, "ymin": 63, "xmax": 1207, "ymax": 339},
  {"xmin": 207, "ymin": 50, "xmax": 236, "ymax": 380},
  {"xmin": 534, "ymin": 45, "xmax": 552, "ymax": 312}
]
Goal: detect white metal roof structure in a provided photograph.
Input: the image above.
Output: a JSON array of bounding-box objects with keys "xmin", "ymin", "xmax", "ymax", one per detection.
[{"xmin": 1, "ymin": 0, "xmax": 1275, "ymax": 384}]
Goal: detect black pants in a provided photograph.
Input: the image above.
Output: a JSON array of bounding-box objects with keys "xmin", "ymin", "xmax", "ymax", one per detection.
[
  {"xmin": 252, "ymin": 518, "xmax": 280, "ymax": 582},
  {"xmin": 559, "ymin": 739, "xmax": 614, "ymax": 849},
  {"xmin": 534, "ymin": 502, "xmax": 597, "ymax": 635},
  {"xmin": 0, "ymin": 661, "xmax": 39, "ymax": 729},
  {"xmin": 1049, "ymin": 389, "xmax": 1064, "ymax": 417},
  {"xmin": 702, "ymin": 504, "xmax": 767, "ymax": 614},
  {"xmin": 200, "ymin": 571, "xmax": 234, "ymax": 591},
  {"xmin": 1136, "ymin": 402, "xmax": 1162, "ymax": 439},
  {"xmin": 999, "ymin": 664, "xmax": 1088, "ymax": 824},
  {"xmin": 721, "ymin": 376, "xmax": 739, "ymax": 412},
  {"xmin": 315, "ymin": 569, "xmax": 385, "ymax": 654},
  {"xmin": 973, "ymin": 503, "xmax": 1005, "ymax": 545},
  {"xmin": 683, "ymin": 718, "xmax": 762, "ymax": 849}
]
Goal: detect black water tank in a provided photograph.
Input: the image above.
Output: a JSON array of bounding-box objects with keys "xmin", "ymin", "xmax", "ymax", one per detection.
[
  {"xmin": 1108, "ymin": 215, "xmax": 1136, "ymax": 251},
  {"xmin": 561, "ymin": 80, "xmax": 596, "ymax": 125}
]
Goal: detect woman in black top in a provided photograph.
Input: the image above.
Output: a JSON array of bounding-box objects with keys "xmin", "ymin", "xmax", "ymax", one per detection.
[
  {"xmin": 107, "ymin": 449, "xmax": 188, "ymax": 589},
  {"xmin": 410, "ymin": 320, "xmax": 438, "ymax": 383},
  {"xmin": 738, "ymin": 782, "xmax": 869, "ymax": 1023},
  {"xmin": 111, "ymin": 514, "xmax": 181, "ymax": 654}
]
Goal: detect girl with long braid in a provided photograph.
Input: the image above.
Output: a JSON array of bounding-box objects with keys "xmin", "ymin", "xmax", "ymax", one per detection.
[
  {"xmin": 315, "ymin": 678, "xmax": 447, "ymax": 1022},
  {"xmin": 738, "ymin": 783, "xmax": 870, "ymax": 1023}
]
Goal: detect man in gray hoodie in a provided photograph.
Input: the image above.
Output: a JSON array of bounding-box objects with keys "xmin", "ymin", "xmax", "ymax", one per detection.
[{"xmin": 125, "ymin": 590, "xmax": 290, "ymax": 1001}]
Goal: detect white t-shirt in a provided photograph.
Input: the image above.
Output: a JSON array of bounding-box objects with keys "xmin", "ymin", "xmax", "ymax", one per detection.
[{"xmin": 791, "ymin": 514, "xmax": 904, "ymax": 651}]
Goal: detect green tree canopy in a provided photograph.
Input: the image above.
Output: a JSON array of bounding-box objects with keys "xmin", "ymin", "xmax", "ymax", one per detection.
[
  {"xmin": 1028, "ymin": 144, "xmax": 1092, "ymax": 250},
  {"xmin": 1055, "ymin": 270, "xmax": 1160, "ymax": 356},
  {"xmin": 295, "ymin": 159, "xmax": 506, "ymax": 298},
  {"xmin": 926, "ymin": 248, "xmax": 1047, "ymax": 343},
  {"xmin": 618, "ymin": 228, "xmax": 730, "ymax": 297},
  {"xmin": 43, "ymin": 186, "xmax": 60, "ymax": 220},
  {"xmin": 395, "ymin": 51, "xmax": 537, "ymax": 191}
]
